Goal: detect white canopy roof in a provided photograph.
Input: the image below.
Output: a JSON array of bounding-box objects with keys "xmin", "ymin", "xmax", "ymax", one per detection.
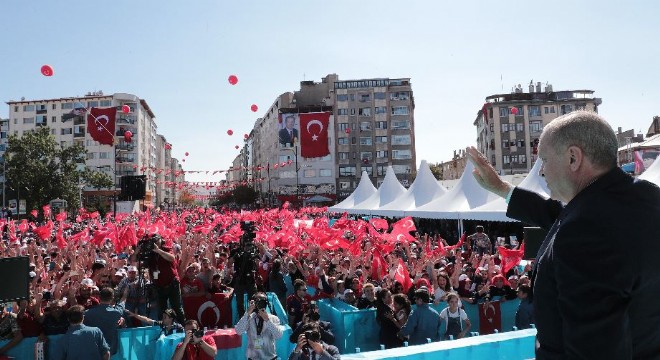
[
  {"xmin": 346, "ymin": 166, "xmax": 407, "ymax": 215},
  {"xmin": 328, "ymin": 171, "xmax": 376, "ymax": 213},
  {"xmin": 405, "ymin": 161, "xmax": 499, "ymax": 219},
  {"xmin": 372, "ymin": 160, "xmax": 448, "ymax": 217}
]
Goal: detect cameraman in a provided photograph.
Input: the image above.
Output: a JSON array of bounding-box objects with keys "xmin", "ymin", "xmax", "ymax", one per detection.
[
  {"xmin": 289, "ymin": 323, "xmax": 340, "ymax": 360},
  {"xmin": 229, "ymin": 223, "xmax": 260, "ymax": 315},
  {"xmin": 171, "ymin": 319, "xmax": 217, "ymax": 360},
  {"xmin": 235, "ymin": 292, "xmax": 284, "ymax": 360},
  {"xmin": 149, "ymin": 237, "xmax": 186, "ymax": 324},
  {"xmin": 289, "ymin": 301, "xmax": 334, "ymax": 345}
]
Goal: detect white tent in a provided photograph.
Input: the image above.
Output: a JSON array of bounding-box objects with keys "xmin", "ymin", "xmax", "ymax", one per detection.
[
  {"xmin": 405, "ymin": 161, "xmax": 499, "ymax": 219},
  {"xmin": 371, "ymin": 160, "xmax": 448, "ymax": 217},
  {"xmin": 346, "ymin": 166, "xmax": 407, "ymax": 215},
  {"xmin": 638, "ymin": 153, "xmax": 660, "ymax": 186},
  {"xmin": 459, "ymin": 159, "xmax": 550, "ymax": 221},
  {"xmin": 328, "ymin": 171, "xmax": 376, "ymax": 213}
]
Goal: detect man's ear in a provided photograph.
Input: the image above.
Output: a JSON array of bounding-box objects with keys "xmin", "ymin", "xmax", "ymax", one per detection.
[{"xmin": 567, "ymin": 146, "xmax": 583, "ymax": 170}]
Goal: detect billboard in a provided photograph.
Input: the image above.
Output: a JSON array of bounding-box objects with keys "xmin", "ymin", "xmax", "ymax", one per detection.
[{"xmin": 278, "ymin": 113, "xmax": 299, "ymax": 147}]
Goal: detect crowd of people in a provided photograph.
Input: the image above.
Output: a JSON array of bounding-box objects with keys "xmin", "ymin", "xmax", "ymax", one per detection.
[{"xmin": 0, "ymin": 201, "xmax": 533, "ymax": 359}]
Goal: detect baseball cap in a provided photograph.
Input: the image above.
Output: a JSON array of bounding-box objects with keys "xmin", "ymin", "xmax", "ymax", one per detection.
[
  {"xmin": 127, "ymin": 266, "xmax": 138, "ymax": 272},
  {"xmin": 81, "ymin": 278, "xmax": 95, "ymax": 287},
  {"xmin": 459, "ymin": 274, "xmax": 469, "ymax": 282},
  {"xmin": 343, "ymin": 289, "xmax": 354, "ymax": 295}
]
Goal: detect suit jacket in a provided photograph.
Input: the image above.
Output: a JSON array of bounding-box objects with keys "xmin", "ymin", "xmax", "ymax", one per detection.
[
  {"xmin": 279, "ymin": 128, "xmax": 298, "ymax": 146},
  {"xmin": 507, "ymin": 167, "xmax": 660, "ymax": 359}
]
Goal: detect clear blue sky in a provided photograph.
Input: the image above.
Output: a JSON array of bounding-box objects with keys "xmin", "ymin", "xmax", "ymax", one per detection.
[{"xmin": 2, "ymin": 0, "xmax": 658, "ymax": 183}]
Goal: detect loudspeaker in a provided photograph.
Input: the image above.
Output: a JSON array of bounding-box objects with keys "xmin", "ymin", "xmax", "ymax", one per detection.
[
  {"xmin": 523, "ymin": 227, "xmax": 547, "ymax": 260},
  {"xmin": 0, "ymin": 256, "xmax": 29, "ymax": 302},
  {"xmin": 119, "ymin": 175, "xmax": 147, "ymax": 201}
]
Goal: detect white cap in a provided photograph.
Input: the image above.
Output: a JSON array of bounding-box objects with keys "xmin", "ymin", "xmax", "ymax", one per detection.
[
  {"xmin": 458, "ymin": 274, "xmax": 469, "ymax": 282},
  {"xmin": 81, "ymin": 278, "xmax": 95, "ymax": 287}
]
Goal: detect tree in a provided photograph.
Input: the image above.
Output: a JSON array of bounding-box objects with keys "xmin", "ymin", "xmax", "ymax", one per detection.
[
  {"xmin": 4, "ymin": 127, "xmax": 111, "ymax": 214},
  {"xmin": 178, "ymin": 189, "xmax": 197, "ymax": 207},
  {"xmin": 429, "ymin": 162, "xmax": 443, "ymax": 180},
  {"xmin": 233, "ymin": 185, "xmax": 257, "ymax": 205}
]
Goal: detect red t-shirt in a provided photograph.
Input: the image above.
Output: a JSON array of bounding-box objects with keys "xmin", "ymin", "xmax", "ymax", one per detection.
[
  {"xmin": 75, "ymin": 295, "xmax": 100, "ymax": 309},
  {"xmin": 153, "ymin": 249, "xmax": 180, "ymax": 287},
  {"xmin": 180, "ymin": 277, "xmax": 205, "ymax": 295},
  {"xmin": 174, "ymin": 335, "xmax": 216, "ymax": 360}
]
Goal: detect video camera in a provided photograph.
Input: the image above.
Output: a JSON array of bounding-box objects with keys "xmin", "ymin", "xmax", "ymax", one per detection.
[{"xmin": 136, "ymin": 235, "xmax": 162, "ymax": 268}]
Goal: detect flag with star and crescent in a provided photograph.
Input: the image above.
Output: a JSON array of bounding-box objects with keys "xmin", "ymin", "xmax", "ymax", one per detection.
[
  {"xmin": 87, "ymin": 107, "xmax": 116, "ymax": 145},
  {"xmin": 299, "ymin": 112, "xmax": 330, "ymax": 158}
]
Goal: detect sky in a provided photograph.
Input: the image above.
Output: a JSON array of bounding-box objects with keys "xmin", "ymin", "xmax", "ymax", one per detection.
[{"xmin": 2, "ymin": 1, "xmax": 659, "ymax": 184}]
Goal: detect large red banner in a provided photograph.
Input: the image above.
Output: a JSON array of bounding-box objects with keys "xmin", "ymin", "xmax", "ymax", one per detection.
[
  {"xmin": 479, "ymin": 300, "xmax": 502, "ymax": 335},
  {"xmin": 299, "ymin": 112, "xmax": 330, "ymax": 158},
  {"xmin": 87, "ymin": 107, "xmax": 116, "ymax": 145},
  {"xmin": 183, "ymin": 293, "xmax": 232, "ymax": 329}
]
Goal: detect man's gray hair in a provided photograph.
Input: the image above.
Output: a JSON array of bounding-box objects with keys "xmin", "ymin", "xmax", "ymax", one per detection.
[{"xmin": 541, "ymin": 111, "xmax": 618, "ymax": 169}]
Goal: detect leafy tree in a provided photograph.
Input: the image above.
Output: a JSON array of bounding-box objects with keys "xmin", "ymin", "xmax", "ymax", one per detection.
[
  {"xmin": 178, "ymin": 189, "xmax": 197, "ymax": 207},
  {"xmin": 4, "ymin": 127, "xmax": 111, "ymax": 214},
  {"xmin": 233, "ymin": 185, "xmax": 257, "ymax": 205},
  {"xmin": 429, "ymin": 162, "xmax": 443, "ymax": 180}
]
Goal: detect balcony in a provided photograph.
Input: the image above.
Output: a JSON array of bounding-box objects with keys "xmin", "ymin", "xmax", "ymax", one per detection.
[
  {"xmin": 115, "ymin": 143, "xmax": 135, "ymax": 151},
  {"xmin": 74, "ymin": 118, "xmax": 86, "ymax": 125},
  {"xmin": 73, "ymin": 132, "xmax": 85, "ymax": 138}
]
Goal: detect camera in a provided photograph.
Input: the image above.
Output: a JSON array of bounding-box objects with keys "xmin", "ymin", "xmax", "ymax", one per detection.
[
  {"xmin": 193, "ymin": 329, "xmax": 205, "ymax": 339},
  {"xmin": 254, "ymin": 297, "xmax": 269, "ymax": 312},
  {"xmin": 136, "ymin": 235, "xmax": 161, "ymax": 267},
  {"xmin": 304, "ymin": 330, "xmax": 320, "ymax": 343},
  {"xmin": 42, "ymin": 291, "xmax": 52, "ymax": 301}
]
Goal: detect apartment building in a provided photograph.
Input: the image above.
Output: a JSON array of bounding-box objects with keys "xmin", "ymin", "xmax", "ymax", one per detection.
[
  {"xmin": 474, "ymin": 82, "xmax": 601, "ymax": 175},
  {"xmin": 5, "ymin": 92, "xmax": 180, "ymax": 207}
]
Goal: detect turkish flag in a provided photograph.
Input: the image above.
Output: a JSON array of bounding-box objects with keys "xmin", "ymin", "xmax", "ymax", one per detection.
[
  {"xmin": 394, "ymin": 259, "xmax": 413, "ymax": 293},
  {"xmin": 183, "ymin": 294, "xmax": 232, "ymax": 329},
  {"xmin": 299, "ymin": 112, "xmax": 330, "ymax": 158},
  {"xmin": 479, "ymin": 301, "xmax": 502, "ymax": 335},
  {"xmin": 87, "ymin": 107, "xmax": 116, "ymax": 145},
  {"xmin": 497, "ymin": 243, "xmax": 525, "ymax": 274},
  {"xmin": 371, "ymin": 250, "xmax": 388, "ymax": 281}
]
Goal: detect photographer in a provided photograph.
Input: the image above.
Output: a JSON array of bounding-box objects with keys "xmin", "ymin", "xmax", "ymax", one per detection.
[
  {"xmin": 235, "ymin": 292, "xmax": 284, "ymax": 360},
  {"xmin": 142, "ymin": 236, "xmax": 186, "ymax": 324},
  {"xmin": 171, "ymin": 319, "xmax": 217, "ymax": 360},
  {"xmin": 289, "ymin": 301, "xmax": 334, "ymax": 345},
  {"xmin": 289, "ymin": 323, "xmax": 340, "ymax": 360}
]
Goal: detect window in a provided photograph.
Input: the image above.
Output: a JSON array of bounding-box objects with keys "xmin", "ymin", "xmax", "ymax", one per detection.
[
  {"xmin": 544, "ymin": 106, "xmax": 549, "ymax": 114},
  {"xmin": 349, "ymin": 94, "xmax": 355, "ymax": 101},
  {"xmin": 339, "ymin": 181, "xmax": 351, "ymax": 189},
  {"xmin": 51, "ymin": 129, "xmax": 55, "ymax": 135},
  {"xmin": 490, "ymin": 123, "xmax": 494, "ymax": 132},
  {"xmin": 52, "ymin": 116, "xmax": 57, "ymax": 122},
  {"xmin": 87, "ymin": 101, "xmax": 99, "ymax": 108},
  {"xmin": 320, "ymin": 169, "xmax": 332, "ymax": 177},
  {"xmin": 337, "ymin": 109, "xmax": 348, "ymax": 115},
  {"xmin": 303, "ymin": 169, "xmax": 315, "ymax": 178},
  {"xmin": 392, "ymin": 135, "xmax": 411, "ymax": 145},
  {"xmin": 100, "ymin": 100, "xmax": 112, "ymax": 107},
  {"xmin": 375, "ymin": 136, "xmax": 388, "ymax": 144},
  {"xmin": 361, "ymin": 152, "xmax": 373, "ymax": 161},
  {"xmin": 375, "ymin": 121, "xmax": 387, "ymax": 129},
  {"xmin": 61, "ymin": 103, "xmax": 74, "ymax": 110},
  {"xmin": 279, "ymin": 171, "xmax": 295, "ymax": 178},
  {"xmin": 513, "ymin": 106, "xmax": 523, "ymax": 116},
  {"xmin": 529, "ymin": 105, "xmax": 541, "ymax": 117},
  {"xmin": 511, "ymin": 155, "xmax": 518, "ymax": 163},
  {"xmin": 338, "ymin": 123, "xmax": 349, "ymax": 131},
  {"xmin": 530, "ymin": 121, "xmax": 542, "ymax": 132},
  {"xmin": 359, "ymin": 94, "xmax": 370, "ymax": 102},
  {"xmin": 339, "ymin": 166, "xmax": 356, "ymax": 177},
  {"xmin": 491, "ymin": 155, "xmax": 496, "ymax": 166},
  {"xmin": 339, "ymin": 152, "xmax": 350, "ymax": 160},
  {"xmin": 360, "ymin": 137, "xmax": 372, "ymax": 145},
  {"xmin": 576, "ymin": 103, "xmax": 587, "ymax": 110},
  {"xmin": 499, "ymin": 107, "xmax": 509, "ymax": 117},
  {"xmin": 23, "ymin": 117, "xmax": 34, "ymax": 124},
  {"xmin": 374, "ymin": 92, "xmax": 386, "ymax": 100},
  {"xmin": 377, "ymin": 165, "xmax": 387, "ymax": 176},
  {"xmin": 36, "ymin": 115, "xmax": 47, "ymax": 126},
  {"xmin": 99, "ymin": 152, "xmax": 110, "ymax": 159},
  {"xmin": 360, "ymin": 122, "xmax": 372, "ymax": 131},
  {"xmin": 350, "ymin": 108, "xmax": 356, "ymax": 115},
  {"xmin": 279, "ymin": 155, "xmax": 291, "ymax": 163},
  {"xmin": 23, "ymin": 105, "xmax": 35, "ymax": 111},
  {"xmin": 501, "ymin": 123, "xmax": 509, "ymax": 132},
  {"xmin": 502, "ymin": 140, "xmax": 510, "ymax": 148},
  {"xmin": 351, "ymin": 137, "xmax": 356, "ymax": 145},
  {"xmin": 338, "ymin": 138, "xmax": 349, "ymax": 145},
  {"xmin": 51, "ymin": 104, "xmax": 56, "ymax": 110},
  {"xmin": 61, "ymin": 128, "xmax": 73, "ymax": 135},
  {"xmin": 517, "ymin": 139, "xmax": 526, "ymax": 147},
  {"xmin": 392, "ymin": 150, "xmax": 412, "ymax": 159},
  {"xmin": 352, "ymin": 152, "xmax": 356, "ymax": 159},
  {"xmin": 393, "ymin": 165, "xmax": 411, "ymax": 174},
  {"xmin": 390, "ymin": 91, "xmax": 409, "ymax": 100},
  {"xmin": 376, "ymin": 150, "xmax": 388, "ymax": 158},
  {"xmin": 336, "ymin": 94, "xmax": 348, "ymax": 102},
  {"xmin": 503, "ymin": 155, "xmax": 510, "ymax": 164},
  {"xmin": 87, "ymin": 152, "xmax": 96, "ymax": 160},
  {"xmin": 363, "ymin": 166, "xmax": 373, "ymax": 176},
  {"xmin": 37, "ymin": 104, "xmax": 47, "ymax": 111},
  {"xmin": 13, "ymin": 106, "xmax": 18, "ymax": 112},
  {"xmin": 374, "ymin": 106, "xmax": 387, "ymax": 114},
  {"xmin": 358, "ymin": 107, "xmax": 371, "ymax": 116},
  {"xmin": 391, "ymin": 106, "xmax": 409, "ymax": 115},
  {"xmin": 549, "ymin": 106, "xmax": 555, "ymax": 113},
  {"xmin": 519, "ymin": 155, "xmax": 527, "ymax": 163},
  {"xmin": 392, "ymin": 120, "xmax": 409, "ymax": 129},
  {"xmin": 516, "ymin": 123, "xmax": 524, "ymax": 132},
  {"xmin": 560, "ymin": 104, "xmax": 573, "ymax": 115}
]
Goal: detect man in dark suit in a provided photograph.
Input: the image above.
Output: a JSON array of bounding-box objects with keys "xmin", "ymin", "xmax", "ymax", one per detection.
[
  {"xmin": 467, "ymin": 111, "xmax": 660, "ymax": 359},
  {"xmin": 279, "ymin": 114, "xmax": 298, "ymax": 146}
]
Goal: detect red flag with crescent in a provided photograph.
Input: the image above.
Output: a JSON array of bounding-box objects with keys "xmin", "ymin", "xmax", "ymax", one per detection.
[
  {"xmin": 394, "ymin": 259, "xmax": 413, "ymax": 293},
  {"xmin": 299, "ymin": 112, "xmax": 330, "ymax": 158},
  {"xmin": 183, "ymin": 294, "xmax": 232, "ymax": 329},
  {"xmin": 87, "ymin": 107, "xmax": 116, "ymax": 145},
  {"xmin": 479, "ymin": 300, "xmax": 502, "ymax": 335}
]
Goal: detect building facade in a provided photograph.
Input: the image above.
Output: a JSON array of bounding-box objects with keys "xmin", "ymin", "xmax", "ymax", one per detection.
[
  {"xmin": 474, "ymin": 83, "xmax": 601, "ymax": 175},
  {"xmin": 5, "ymin": 92, "xmax": 182, "ymax": 207}
]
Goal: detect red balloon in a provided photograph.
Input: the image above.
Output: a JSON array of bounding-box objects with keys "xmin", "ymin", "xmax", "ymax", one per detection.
[
  {"xmin": 273, "ymin": 164, "xmax": 278, "ymax": 169},
  {"xmin": 228, "ymin": 75, "xmax": 238, "ymax": 85},
  {"xmin": 132, "ymin": 165, "xmax": 138, "ymax": 169},
  {"xmin": 345, "ymin": 128, "xmax": 351, "ymax": 134},
  {"xmin": 227, "ymin": 129, "xmax": 233, "ymax": 136},
  {"xmin": 235, "ymin": 145, "xmax": 239, "ymax": 149},
  {"xmin": 510, "ymin": 107, "xmax": 519, "ymax": 115},
  {"xmin": 251, "ymin": 104, "xmax": 258, "ymax": 112},
  {"xmin": 182, "ymin": 159, "xmax": 186, "ymax": 162},
  {"xmin": 40, "ymin": 65, "xmax": 54, "ymax": 77},
  {"xmin": 124, "ymin": 130, "xmax": 133, "ymax": 142},
  {"xmin": 165, "ymin": 143, "xmax": 172, "ymax": 150},
  {"xmin": 185, "ymin": 152, "xmax": 189, "ymax": 156},
  {"xmin": 122, "ymin": 105, "xmax": 130, "ymax": 114},
  {"xmin": 243, "ymin": 134, "xmax": 249, "ymax": 140}
]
